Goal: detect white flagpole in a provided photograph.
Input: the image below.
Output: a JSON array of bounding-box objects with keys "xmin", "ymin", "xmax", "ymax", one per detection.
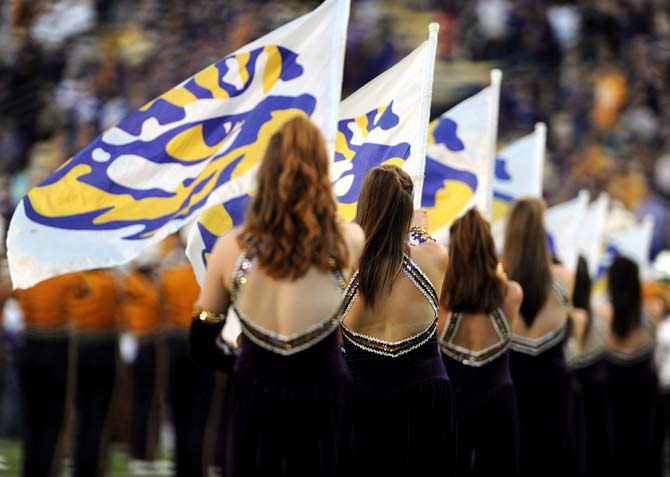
[
  {"xmin": 325, "ymin": 0, "xmax": 351, "ymax": 170},
  {"xmin": 413, "ymin": 22, "xmax": 439, "ymax": 209},
  {"xmin": 484, "ymin": 69, "xmax": 502, "ymax": 220},
  {"xmin": 534, "ymin": 121, "xmax": 546, "ymax": 197}
]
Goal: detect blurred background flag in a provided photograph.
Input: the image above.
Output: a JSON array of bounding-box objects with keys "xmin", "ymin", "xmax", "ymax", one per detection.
[
  {"xmin": 7, "ymin": 0, "xmax": 350, "ymax": 289},
  {"xmin": 597, "ymin": 214, "xmax": 655, "ymax": 281},
  {"xmin": 545, "ymin": 190, "xmax": 590, "ymax": 272},
  {"xmin": 188, "ymin": 24, "xmax": 440, "ymax": 283},
  {"xmin": 577, "ymin": 192, "xmax": 610, "ymax": 278},
  {"xmin": 422, "ymin": 69, "xmax": 502, "ymax": 244},
  {"xmin": 492, "ymin": 122, "xmax": 546, "ymax": 223}
]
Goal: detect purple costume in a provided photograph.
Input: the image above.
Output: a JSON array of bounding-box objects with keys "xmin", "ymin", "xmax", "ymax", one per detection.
[
  {"xmin": 509, "ymin": 278, "xmax": 577, "ymax": 477},
  {"xmin": 190, "ymin": 251, "xmax": 353, "ymax": 476},
  {"xmin": 340, "ymin": 254, "xmax": 456, "ymax": 477},
  {"xmin": 605, "ymin": 331, "xmax": 662, "ymax": 477},
  {"xmin": 440, "ymin": 308, "xmax": 519, "ymax": 476}
]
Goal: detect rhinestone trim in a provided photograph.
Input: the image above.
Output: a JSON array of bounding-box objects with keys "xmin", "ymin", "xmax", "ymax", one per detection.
[
  {"xmin": 192, "ymin": 304, "xmax": 227, "ymax": 325},
  {"xmin": 229, "ymin": 251, "xmax": 345, "ymax": 356},
  {"xmin": 440, "ymin": 308, "xmax": 511, "ymax": 367},
  {"xmin": 339, "ymin": 254, "xmax": 439, "ymax": 358},
  {"xmin": 566, "ymin": 317, "xmax": 606, "ymax": 369},
  {"xmin": 605, "ymin": 341, "xmax": 655, "ymax": 366},
  {"xmin": 551, "ymin": 277, "xmax": 570, "ymax": 307},
  {"xmin": 510, "ymin": 323, "xmax": 567, "ymax": 356}
]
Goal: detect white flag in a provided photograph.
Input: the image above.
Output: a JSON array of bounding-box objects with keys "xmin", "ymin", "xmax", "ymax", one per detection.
[
  {"xmin": 492, "ymin": 122, "xmax": 546, "ymax": 223},
  {"xmin": 597, "ymin": 215, "xmax": 655, "ymax": 280},
  {"xmin": 422, "ymin": 70, "xmax": 502, "ymax": 243},
  {"xmin": 8, "ymin": 0, "xmax": 350, "ymax": 289},
  {"xmin": 188, "ymin": 26, "xmax": 440, "ymax": 283},
  {"xmin": 577, "ymin": 192, "xmax": 610, "ymax": 278},
  {"xmin": 545, "ymin": 190, "xmax": 590, "ymax": 273}
]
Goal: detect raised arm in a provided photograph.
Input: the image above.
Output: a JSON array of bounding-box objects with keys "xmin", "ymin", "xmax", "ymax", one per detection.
[{"xmin": 189, "ymin": 231, "xmax": 237, "ymax": 372}]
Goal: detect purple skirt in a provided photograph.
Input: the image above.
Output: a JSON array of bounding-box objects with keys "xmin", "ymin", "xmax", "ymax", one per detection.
[
  {"xmin": 572, "ymin": 358, "xmax": 613, "ymax": 477},
  {"xmin": 443, "ymin": 351, "xmax": 519, "ymax": 477},
  {"xmin": 510, "ymin": 343, "xmax": 577, "ymax": 477},
  {"xmin": 605, "ymin": 353, "xmax": 662, "ymax": 477},
  {"xmin": 343, "ymin": 333, "xmax": 456, "ymax": 476},
  {"xmin": 222, "ymin": 330, "xmax": 353, "ymax": 477}
]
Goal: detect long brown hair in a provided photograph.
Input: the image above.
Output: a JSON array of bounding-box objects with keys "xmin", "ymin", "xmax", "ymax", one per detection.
[
  {"xmin": 502, "ymin": 198, "xmax": 551, "ymax": 326},
  {"xmin": 442, "ymin": 208, "xmax": 505, "ymax": 313},
  {"xmin": 608, "ymin": 256, "xmax": 642, "ymax": 338},
  {"xmin": 572, "ymin": 255, "xmax": 593, "ymax": 343},
  {"xmin": 355, "ymin": 165, "xmax": 413, "ymax": 308},
  {"xmin": 238, "ymin": 115, "xmax": 348, "ymax": 280}
]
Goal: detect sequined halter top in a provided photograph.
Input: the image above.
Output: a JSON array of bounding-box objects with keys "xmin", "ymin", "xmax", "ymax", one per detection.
[
  {"xmin": 440, "ymin": 308, "xmax": 512, "ymax": 367},
  {"xmin": 231, "ymin": 251, "xmax": 347, "ymax": 356},
  {"xmin": 340, "ymin": 254, "xmax": 439, "ymax": 358},
  {"xmin": 510, "ymin": 277, "xmax": 570, "ymax": 356}
]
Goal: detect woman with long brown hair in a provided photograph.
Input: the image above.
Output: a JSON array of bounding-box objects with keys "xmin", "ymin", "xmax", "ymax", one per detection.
[
  {"xmin": 565, "ymin": 256, "xmax": 613, "ymax": 477},
  {"xmin": 603, "ymin": 256, "xmax": 662, "ymax": 477},
  {"xmin": 502, "ymin": 198, "xmax": 576, "ymax": 477},
  {"xmin": 439, "ymin": 207, "xmax": 522, "ymax": 476},
  {"xmin": 189, "ymin": 115, "xmax": 364, "ymax": 476},
  {"xmin": 339, "ymin": 164, "xmax": 455, "ymax": 476}
]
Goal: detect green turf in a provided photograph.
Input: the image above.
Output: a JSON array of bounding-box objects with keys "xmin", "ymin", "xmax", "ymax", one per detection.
[{"xmin": 0, "ymin": 439, "xmax": 173, "ymax": 476}]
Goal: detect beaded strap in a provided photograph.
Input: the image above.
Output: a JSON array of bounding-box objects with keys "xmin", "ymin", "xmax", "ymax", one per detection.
[
  {"xmin": 229, "ymin": 250, "xmax": 345, "ymax": 356},
  {"xmin": 551, "ymin": 277, "xmax": 570, "ymax": 307},
  {"xmin": 401, "ymin": 254, "xmax": 439, "ymax": 313},
  {"xmin": 510, "ymin": 323, "xmax": 567, "ymax": 356},
  {"xmin": 192, "ymin": 304, "xmax": 226, "ymax": 325},
  {"xmin": 440, "ymin": 308, "xmax": 511, "ymax": 367},
  {"xmin": 339, "ymin": 254, "xmax": 439, "ymax": 357}
]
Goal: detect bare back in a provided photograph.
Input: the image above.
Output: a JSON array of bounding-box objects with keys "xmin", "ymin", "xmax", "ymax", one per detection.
[
  {"xmin": 197, "ymin": 222, "xmax": 364, "ymax": 336},
  {"xmin": 343, "ymin": 241, "xmax": 448, "ymax": 342},
  {"xmin": 512, "ymin": 264, "xmax": 574, "ymax": 339},
  {"xmin": 440, "ymin": 280, "xmax": 523, "ymax": 352}
]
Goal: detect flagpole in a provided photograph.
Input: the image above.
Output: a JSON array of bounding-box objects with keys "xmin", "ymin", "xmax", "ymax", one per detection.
[
  {"xmin": 534, "ymin": 121, "xmax": 546, "ymax": 197},
  {"xmin": 413, "ymin": 22, "xmax": 439, "ymax": 209},
  {"xmin": 484, "ymin": 69, "xmax": 502, "ymax": 220},
  {"xmin": 325, "ymin": 0, "xmax": 351, "ymax": 172}
]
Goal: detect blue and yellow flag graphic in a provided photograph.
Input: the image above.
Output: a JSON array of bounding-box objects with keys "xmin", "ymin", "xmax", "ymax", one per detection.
[
  {"xmin": 492, "ymin": 123, "xmax": 546, "ymax": 223},
  {"xmin": 188, "ymin": 39, "xmax": 434, "ymax": 283},
  {"xmin": 421, "ymin": 83, "xmax": 499, "ymax": 243},
  {"xmin": 8, "ymin": 0, "xmax": 351, "ymax": 289}
]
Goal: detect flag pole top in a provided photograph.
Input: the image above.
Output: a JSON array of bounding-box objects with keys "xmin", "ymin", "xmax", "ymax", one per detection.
[
  {"xmin": 490, "ymin": 68, "xmax": 502, "ymax": 84},
  {"xmin": 429, "ymin": 22, "xmax": 440, "ymax": 35}
]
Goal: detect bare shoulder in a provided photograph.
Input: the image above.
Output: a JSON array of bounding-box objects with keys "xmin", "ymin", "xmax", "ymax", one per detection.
[
  {"xmin": 551, "ymin": 264, "xmax": 575, "ymax": 295},
  {"xmin": 504, "ymin": 280, "xmax": 523, "ymax": 307},
  {"xmin": 594, "ymin": 301, "xmax": 613, "ymax": 329},
  {"xmin": 569, "ymin": 307, "xmax": 589, "ymax": 342},
  {"xmin": 210, "ymin": 227, "xmax": 244, "ymax": 283},
  {"xmin": 412, "ymin": 240, "xmax": 448, "ymax": 265},
  {"xmin": 410, "ymin": 240, "xmax": 449, "ymax": 287},
  {"xmin": 338, "ymin": 222, "xmax": 365, "ymax": 267},
  {"xmin": 339, "ymin": 222, "xmax": 365, "ymax": 249}
]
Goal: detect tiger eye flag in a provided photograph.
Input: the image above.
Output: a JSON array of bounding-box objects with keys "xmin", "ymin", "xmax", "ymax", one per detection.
[
  {"xmin": 7, "ymin": 0, "xmax": 350, "ymax": 289},
  {"xmin": 187, "ymin": 29, "xmax": 439, "ymax": 283},
  {"xmin": 596, "ymin": 214, "xmax": 655, "ymax": 280},
  {"xmin": 545, "ymin": 190, "xmax": 590, "ymax": 273},
  {"xmin": 421, "ymin": 70, "xmax": 502, "ymax": 244},
  {"xmin": 492, "ymin": 122, "xmax": 546, "ymax": 224}
]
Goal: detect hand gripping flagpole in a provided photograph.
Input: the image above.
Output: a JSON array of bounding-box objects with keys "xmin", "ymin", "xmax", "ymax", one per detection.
[
  {"xmin": 484, "ymin": 68, "xmax": 502, "ymax": 220},
  {"xmin": 534, "ymin": 121, "xmax": 547, "ymax": 197},
  {"xmin": 413, "ymin": 22, "xmax": 440, "ymax": 209}
]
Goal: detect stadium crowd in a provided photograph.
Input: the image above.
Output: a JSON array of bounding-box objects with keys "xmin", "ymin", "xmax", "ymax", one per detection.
[{"xmin": 0, "ymin": 0, "xmax": 668, "ymax": 476}]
